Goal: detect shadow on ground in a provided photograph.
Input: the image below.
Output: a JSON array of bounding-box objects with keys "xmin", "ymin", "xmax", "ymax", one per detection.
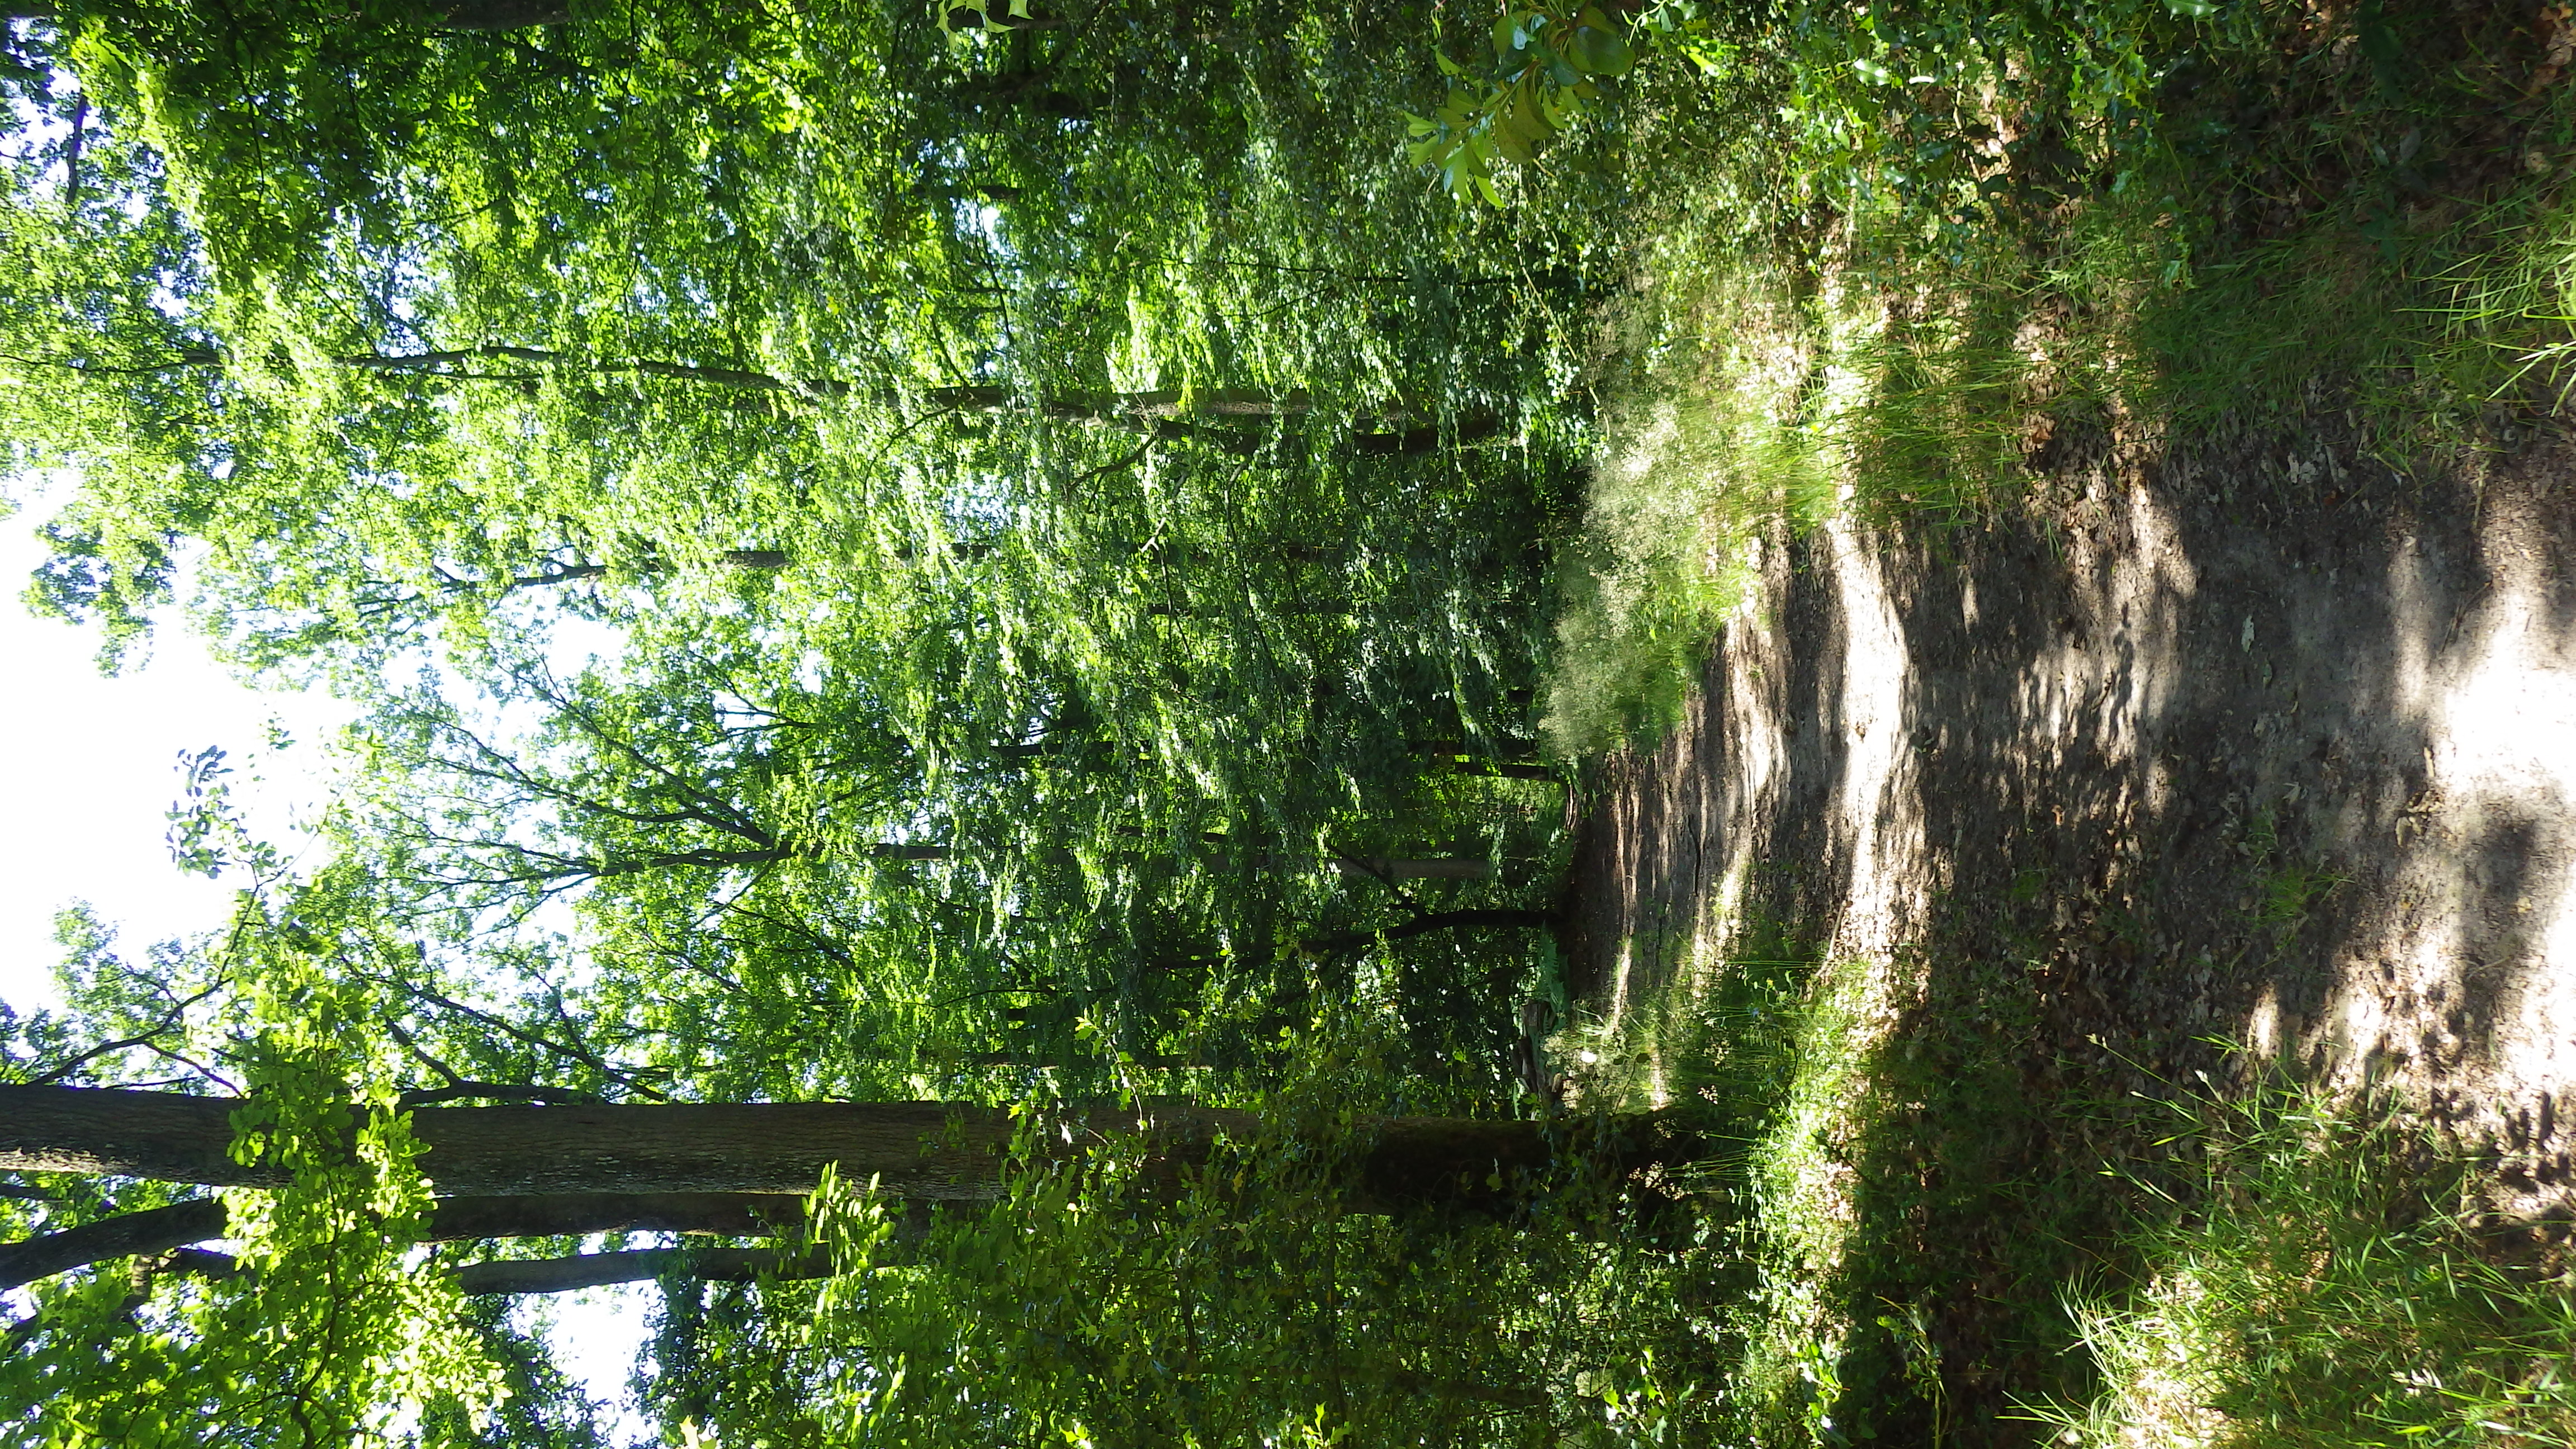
[{"xmin": 1560, "ymin": 416, "xmax": 2576, "ymax": 1445}]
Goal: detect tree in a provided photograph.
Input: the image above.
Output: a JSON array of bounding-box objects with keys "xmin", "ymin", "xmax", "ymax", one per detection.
[
  {"xmin": 0, "ymin": 1082, "xmax": 1671, "ymax": 1216},
  {"xmin": 3, "ymin": 1057, "xmax": 1696, "ymax": 1434}
]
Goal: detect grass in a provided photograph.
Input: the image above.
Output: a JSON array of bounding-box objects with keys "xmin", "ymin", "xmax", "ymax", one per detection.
[
  {"xmin": 1513, "ymin": 8, "xmax": 2576, "ymax": 1445},
  {"xmin": 1555, "ymin": 894, "xmax": 2576, "ymax": 1448},
  {"xmin": 2025, "ymin": 1078, "xmax": 2576, "ymax": 1449},
  {"xmin": 1536, "ymin": 0, "xmax": 2576, "ymax": 751},
  {"xmin": 1554, "ymin": 912, "xmax": 2129, "ymax": 1446}
]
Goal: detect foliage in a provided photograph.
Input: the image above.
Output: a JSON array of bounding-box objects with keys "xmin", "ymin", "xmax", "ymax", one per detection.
[
  {"xmin": 1408, "ymin": 2, "xmax": 1642, "ymax": 205},
  {"xmin": 782, "ymin": 1013, "xmax": 1724, "ymax": 1448},
  {"xmin": 1, "ymin": 892, "xmax": 509, "ymax": 1447},
  {"xmin": 8, "ymin": 0, "xmax": 2574, "ymax": 1442},
  {"xmin": 0, "ymin": 6, "xmax": 1624, "ymax": 1439}
]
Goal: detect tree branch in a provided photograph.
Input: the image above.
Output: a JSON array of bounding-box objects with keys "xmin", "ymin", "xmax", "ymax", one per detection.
[{"xmin": 0, "ymin": 1198, "xmax": 224, "ymax": 1291}]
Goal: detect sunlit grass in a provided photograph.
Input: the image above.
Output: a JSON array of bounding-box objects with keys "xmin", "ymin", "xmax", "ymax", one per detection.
[
  {"xmin": 1540, "ymin": 273, "xmax": 1824, "ymax": 755},
  {"xmin": 2023, "ymin": 1078, "xmax": 2576, "ymax": 1449}
]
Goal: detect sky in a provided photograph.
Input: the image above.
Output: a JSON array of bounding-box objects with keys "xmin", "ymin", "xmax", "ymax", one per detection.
[
  {"xmin": 0, "ymin": 509, "xmax": 351, "ymax": 1008},
  {"xmin": 0, "ymin": 493, "xmax": 657, "ymax": 1443}
]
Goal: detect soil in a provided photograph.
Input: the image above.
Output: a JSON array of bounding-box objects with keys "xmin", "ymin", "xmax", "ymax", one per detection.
[{"xmin": 1557, "ymin": 411, "xmax": 2576, "ymax": 1438}]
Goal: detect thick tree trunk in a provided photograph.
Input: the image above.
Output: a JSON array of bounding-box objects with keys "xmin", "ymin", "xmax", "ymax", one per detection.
[{"xmin": 0, "ymin": 1086, "xmax": 1669, "ymax": 1211}]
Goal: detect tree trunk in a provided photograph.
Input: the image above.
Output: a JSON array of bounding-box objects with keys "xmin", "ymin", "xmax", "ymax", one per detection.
[
  {"xmin": 1328, "ymin": 856, "xmax": 1493, "ymax": 881},
  {"xmin": 0, "ymin": 1085, "xmax": 1671, "ymax": 1211},
  {"xmin": 577, "ymin": 840, "xmax": 945, "ymax": 880},
  {"xmin": 417, "ymin": 0, "xmax": 571, "ymax": 29},
  {"xmin": 1300, "ymin": 908, "xmax": 1556, "ymax": 957},
  {"xmin": 1206, "ymin": 855, "xmax": 1493, "ymax": 880},
  {"xmin": 452, "ymin": 1244, "xmax": 830, "ymax": 1295},
  {"xmin": 0, "ymin": 1191, "xmax": 807, "ymax": 1291},
  {"xmin": 924, "ymin": 385, "xmax": 1323, "ymax": 419}
]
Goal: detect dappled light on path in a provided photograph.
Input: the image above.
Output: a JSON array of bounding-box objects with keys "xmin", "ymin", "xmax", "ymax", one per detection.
[{"xmin": 1566, "ymin": 422, "xmax": 2576, "ymax": 1212}]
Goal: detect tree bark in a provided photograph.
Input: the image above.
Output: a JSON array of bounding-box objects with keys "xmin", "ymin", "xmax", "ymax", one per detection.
[
  {"xmin": 1328, "ymin": 856, "xmax": 1493, "ymax": 881},
  {"xmin": 1300, "ymin": 908, "xmax": 1556, "ymax": 956},
  {"xmin": 0, "ymin": 1198, "xmax": 224, "ymax": 1292},
  {"xmin": 0, "ymin": 1086, "xmax": 1671, "ymax": 1214},
  {"xmin": 128, "ymin": 341, "xmax": 1511, "ymax": 458},
  {"xmin": 924, "ymin": 385, "xmax": 1326, "ymax": 419},
  {"xmin": 415, "ymin": 0, "xmax": 571, "ymax": 28},
  {"xmin": 139, "ymin": 1241, "xmax": 835, "ymax": 1296},
  {"xmin": 1208, "ymin": 855, "xmax": 1493, "ymax": 880},
  {"xmin": 566, "ymin": 840, "xmax": 944, "ymax": 881}
]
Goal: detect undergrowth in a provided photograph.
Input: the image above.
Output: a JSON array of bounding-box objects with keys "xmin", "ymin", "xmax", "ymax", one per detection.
[
  {"xmin": 1559, "ymin": 915, "xmax": 2576, "ymax": 1448},
  {"xmin": 1514, "ymin": 7, "xmax": 2576, "ymax": 1443},
  {"xmin": 1540, "ymin": 0, "xmax": 2576, "ymax": 750},
  {"xmin": 2026, "ymin": 1078, "xmax": 2576, "ymax": 1448}
]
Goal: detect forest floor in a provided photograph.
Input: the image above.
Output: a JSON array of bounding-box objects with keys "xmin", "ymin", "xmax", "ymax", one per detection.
[{"xmin": 1554, "ymin": 411, "xmax": 2576, "ymax": 1442}]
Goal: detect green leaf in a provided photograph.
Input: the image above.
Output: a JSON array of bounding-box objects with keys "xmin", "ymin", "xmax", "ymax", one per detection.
[{"xmin": 1568, "ymin": 23, "xmax": 1634, "ymax": 75}]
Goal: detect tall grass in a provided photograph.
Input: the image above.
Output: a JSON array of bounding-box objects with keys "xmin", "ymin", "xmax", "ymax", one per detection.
[
  {"xmin": 1559, "ymin": 926, "xmax": 2576, "ymax": 1448},
  {"xmin": 1541, "ymin": 272, "xmax": 1826, "ymax": 754},
  {"xmin": 2026, "ymin": 1079, "xmax": 2576, "ymax": 1449},
  {"xmin": 1550, "ymin": 936, "xmax": 1919, "ymax": 1445}
]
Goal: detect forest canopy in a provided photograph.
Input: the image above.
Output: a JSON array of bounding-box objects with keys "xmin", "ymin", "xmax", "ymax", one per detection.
[{"xmin": 0, "ymin": 0, "xmax": 1651, "ymax": 1442}]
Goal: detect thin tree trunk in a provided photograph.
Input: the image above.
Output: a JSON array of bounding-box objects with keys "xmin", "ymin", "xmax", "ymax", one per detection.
[
  {"xmin": 141, "ymin": 342, "xmax": 1514, "ymax": 457},
  {"xmin": 1206, "ymin": 855, "xmax": 1493, "ymax": 880},
  {"xmin": 416, "ymin": 0, "xmax": 570, "ymax": 27},
  {"xmin": 1329, "ymin": 856, "xmax": 1493, "ymax": 881},
  {"xmin": 924, "ymin": 385, "xmax": 1329, "ymax": 419},
  {"xmin": 1300, "ymin": 908, "xmax": 1556, "ymax": 956},
  {"xmin": 0, "ymin": 1191, "xmax": 808, "ymax": 1290},
  {"xmin": 577, "ymin": 840, "xmax": 945, "ymax": 879},
  {"xmin": 453, "ymin": 1244, "xmax": 830, "ymax": 1295},
  {"xmin": 442, "ymin": 549, "xmax": 789, "ymax": 596},
  {"xmin": 139, "ymin": 1240, "xmax": 835, "ymax": 1296}
]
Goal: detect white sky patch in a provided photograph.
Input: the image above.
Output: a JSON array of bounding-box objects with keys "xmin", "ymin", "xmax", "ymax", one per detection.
[
  {"xmin": 521, "ymin": 1284, "xmax": 660, "ymax": 1447},
  {"xmin": 0, "ymin": 508, "xmax": 354, "ymax": 1010}
]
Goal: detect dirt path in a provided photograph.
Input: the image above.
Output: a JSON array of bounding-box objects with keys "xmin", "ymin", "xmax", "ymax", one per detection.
[{"xmin": 1559, "ymin": 416, "xmax": 2576, "ymax": 1428}]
